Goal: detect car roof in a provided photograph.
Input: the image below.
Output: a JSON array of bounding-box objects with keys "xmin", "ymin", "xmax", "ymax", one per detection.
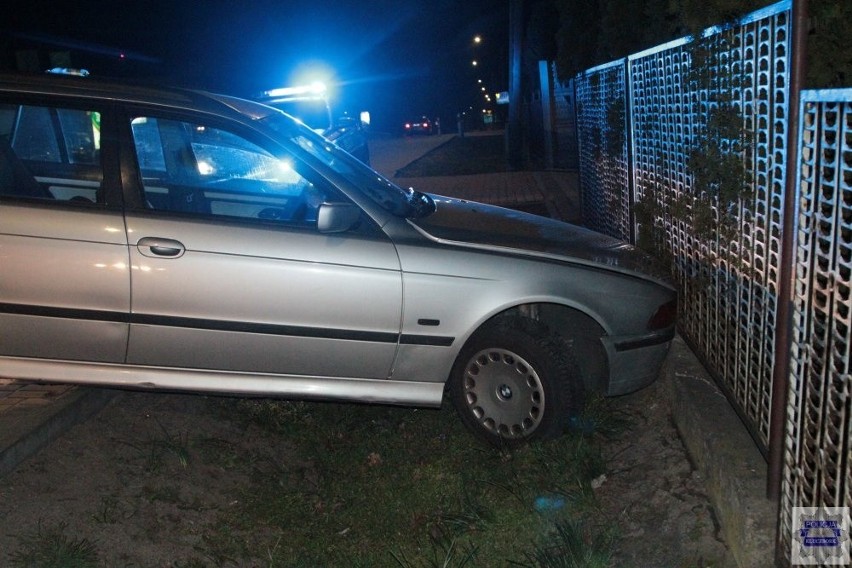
[{"xmin": 0, "ymin": 72, "xmax": 275, "ymax": 120}]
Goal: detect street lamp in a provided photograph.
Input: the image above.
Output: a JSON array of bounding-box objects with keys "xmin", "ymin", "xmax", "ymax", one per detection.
[{"xmin": 473, "ymin": 35, "xmax": 482, "ymax": 44}]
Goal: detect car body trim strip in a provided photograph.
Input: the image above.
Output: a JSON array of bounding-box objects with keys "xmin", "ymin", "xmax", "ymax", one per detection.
[
  {"xmin": 400, "ymin": 334, "xmax": 454, "ymax": 347},
  {"xmin": 131, "ymin": 313, "xmax": 398, "ymax": 343},
  {"xmin": 612, "ymin": 328, "xmax": 676, "ymax": 352},
  {"xmin": 0, "ymin": 303, "xmax": 454, "ymax": 346},
  {"xmin": 0, "ymin": 302, "xmax": 130, "ymax": 323}
]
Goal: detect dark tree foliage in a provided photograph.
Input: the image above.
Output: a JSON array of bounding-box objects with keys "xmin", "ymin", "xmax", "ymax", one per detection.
[
  {"xmin": 552, "ymin": 0, "xmax": 680, "ymax": 78},
  {"xmin": 553, "ymin": 0, "xmax": 603, "ymax": 78},
  {"xmin": 675, "ymin": 0, "xmax": 760, "ymax": 35},
  {"xmin": 522, "ymin": 0, "xmax": 562, "ymax": 92},
  {"xmin": 807, "ymin": 0, "xmax": 852, "ymax": 87},
  {"xmin": 526, "ymin": 0, "xmax": 561, "ymax": 62},
  {"xmin": 551, "ymin": 0, "xmax": 852, "ymax": 87}
]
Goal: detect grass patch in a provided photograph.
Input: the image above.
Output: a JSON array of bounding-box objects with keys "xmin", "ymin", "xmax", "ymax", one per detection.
[
  {"xmin": 396, "ymin": 135, "xmax": 508, "ymax": 177},
  {"xmin": 200, "ymin": 399, "xmax": 620, "ymax": 566},
  {"xmin": 5, "ymin": 396, "xmax": 626, "ymax": 566},
  {"xmin": 10, "ymin": 522, "xmax": 99, "ymax": 568},
  {"xmin": 116, "ymin": 419, "xmax": 191, "ymax": 472},
  {"xmin": 512, "ymin": 519, "xmax": 615, "ymax": 568}
]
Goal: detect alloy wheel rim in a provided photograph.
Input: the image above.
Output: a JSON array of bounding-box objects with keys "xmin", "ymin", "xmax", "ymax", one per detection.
[{"xmin": 462, "ymin": 347, "xmax": 545, "ymax": 438}]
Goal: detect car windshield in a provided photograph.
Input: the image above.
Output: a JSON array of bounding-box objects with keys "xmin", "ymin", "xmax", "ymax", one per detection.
[
  {"xmin": 265, "ymin": 98, "xmax": 331, "ymax": 132},
  {"xmin": 259, "ymin": 111, "xmax": 433, "ymax": 218}
]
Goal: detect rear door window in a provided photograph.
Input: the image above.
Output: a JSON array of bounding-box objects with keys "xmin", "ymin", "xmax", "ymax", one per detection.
[{"xmin": 0, "ymin": 103, "xmax": 103, "ymax": 202}]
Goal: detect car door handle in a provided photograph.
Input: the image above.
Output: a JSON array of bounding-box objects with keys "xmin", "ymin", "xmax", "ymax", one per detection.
[{"xmin": 137, "ymin": 237, "xmax": 186, "ymax": 258}]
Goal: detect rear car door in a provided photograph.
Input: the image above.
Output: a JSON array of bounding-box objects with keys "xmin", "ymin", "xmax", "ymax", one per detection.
[
  {"xmin": 121, "ymin": 111, "xmax": 403, "ymax": 379},
  {"xmin": 0, "ymin": 98, "xmax": 129, "ymax": 362}
]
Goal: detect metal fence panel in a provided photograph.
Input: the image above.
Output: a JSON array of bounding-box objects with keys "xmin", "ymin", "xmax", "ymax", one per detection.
[
  {"xmin": 575, "ymin": 1, "xmax": 791, "ymax": 449},
  {"xmin": 575, "ymin": 60, "xmax": 631, "ymax": 241},
  {"xmin": 631, "ymin": 2, "xmax": 791, "ymax": 448},
  {"xmin": 574, "ymin": 3, "xmax": 852, "ymax": 564},
  {"xmin": 780, "ymin": 90, "xmax": 852, "ymax": 564}
]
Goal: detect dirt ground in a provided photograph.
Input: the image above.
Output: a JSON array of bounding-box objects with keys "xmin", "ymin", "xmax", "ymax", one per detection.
[
  {"xmin": 0, "ymin": 376, "xmax": 733, "ymax": 567},
  {"xmin": 591, "ymin": 378, "xmax": 734, "ymax": 567}
]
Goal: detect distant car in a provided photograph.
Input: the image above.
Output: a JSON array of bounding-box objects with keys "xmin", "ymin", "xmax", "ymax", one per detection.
[
  {"xmin": 0, "ymin": 72, "xmax": 676, "ymax": 446},
  {"xmin": 403, "ymin": 116, "xmax": 433, "ymax": 136}
]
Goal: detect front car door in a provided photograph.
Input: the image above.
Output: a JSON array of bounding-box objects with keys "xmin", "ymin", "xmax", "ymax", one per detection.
[
  {"xmin": 121, "ymin": 110, "xmax": 402, "ymax": 380},
  {"xmin": 0, "ymin": 97, "xmax": 129, "ymax": 363}
]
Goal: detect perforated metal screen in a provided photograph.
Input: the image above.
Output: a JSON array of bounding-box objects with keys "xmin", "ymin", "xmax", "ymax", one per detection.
[
  {"xmin": 575, "ymin": 1, "xmax": 791, "ymax": 450},
  {"xmin": 573, "ymin": 3, "xmax": 852, "ymax": 564},
  {"xmin": 780, "ymin": 91, "xmax": 852, "ymax": 563},
  {"xmin": 575, "ymin": 60, "xmax": 631, "ymax": 241}
]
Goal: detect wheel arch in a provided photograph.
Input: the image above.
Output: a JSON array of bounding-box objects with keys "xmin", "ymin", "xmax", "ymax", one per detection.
[{"xmin": 461, "ymin": 302, "xmax": 610, "ymax": 395}]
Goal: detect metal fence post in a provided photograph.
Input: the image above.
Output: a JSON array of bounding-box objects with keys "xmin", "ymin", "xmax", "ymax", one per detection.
[{"xmin": 768, "ymin": 0, "xmax": 807, "ymax": 503}]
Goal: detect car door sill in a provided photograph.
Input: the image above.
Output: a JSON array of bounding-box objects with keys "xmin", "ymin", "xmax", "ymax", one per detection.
[{"xmin": 0, "ymin": 356, "xmax": 445, "ymax": 407}]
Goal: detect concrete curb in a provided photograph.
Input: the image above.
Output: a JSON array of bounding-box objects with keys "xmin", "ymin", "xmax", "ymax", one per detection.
[
  {"xmin": 0, "ymin": 387, "xmax": 117, "ymax": 478},
  {"xmin": 666, "ymin": 335, "xmax": 778, "ymax": 567}
]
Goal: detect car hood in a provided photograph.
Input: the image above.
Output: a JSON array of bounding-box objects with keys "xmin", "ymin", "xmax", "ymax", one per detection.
[{"xmin": 409, "ymin": 195, "xmax": 673, "ymax": 286}]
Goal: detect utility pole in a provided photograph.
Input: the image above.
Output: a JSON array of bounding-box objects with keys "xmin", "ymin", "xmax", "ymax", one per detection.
[{"xmin": 507, "ymin": 0, "xmax": 524, "ymax": 169}]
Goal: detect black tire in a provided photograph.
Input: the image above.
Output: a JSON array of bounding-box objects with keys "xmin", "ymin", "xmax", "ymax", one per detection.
[{"xmin": 448, "ymin": 317, "xmax": 584, "ymax": 446}]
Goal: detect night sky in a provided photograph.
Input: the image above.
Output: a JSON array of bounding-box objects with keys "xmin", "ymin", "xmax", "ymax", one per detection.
[{"xmin": 5, "ymin": 0, "xmax": 509, "ymax": 130}]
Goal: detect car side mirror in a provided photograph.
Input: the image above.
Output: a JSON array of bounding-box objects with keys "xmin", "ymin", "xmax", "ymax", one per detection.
[{"xmin": 317, "ymin": 202, "xmax": 361, "ymax": 233}]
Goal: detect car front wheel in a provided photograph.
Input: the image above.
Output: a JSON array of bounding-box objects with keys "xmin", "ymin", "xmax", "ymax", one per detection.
[{"xmin": 449, "ymin": 317, "xmax": 584, "ymax": 446}]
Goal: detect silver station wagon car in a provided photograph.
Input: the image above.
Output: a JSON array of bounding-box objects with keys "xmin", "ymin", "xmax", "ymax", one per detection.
[{"xmin": 0, "ymin": 72, "xmax": 676, "ymax": 445}]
